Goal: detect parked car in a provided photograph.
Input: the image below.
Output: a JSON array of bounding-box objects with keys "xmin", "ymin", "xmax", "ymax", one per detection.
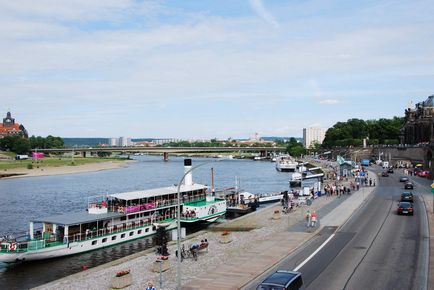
[
  {"xmin": 381, "ymin": 171, "xmax": 389, "ymax": 177},
  {"xmin": 417, "ymin": 171, "xmax": 430, "ymax": 177},
  {"xmin": 404, "ymin": 182, "xmax": 414, "ymax": 190},
  {"xmin": 397, "ymin": 201, "xmax": 414, "ymax": 215},
  {"xmin": 399, "ymin": 176, "xmax": 409, "ymax": 182},
  {"xmin": 257, "ymin": 270, "xmax": 304, "ymax": 290},
  {"xmin": 400, "ymin": 192, "xmax": 414, "ymax": 203}
]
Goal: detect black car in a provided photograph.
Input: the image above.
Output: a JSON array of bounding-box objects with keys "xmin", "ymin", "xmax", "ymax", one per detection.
[
  {"xmin": 404, "ymin": 182, "xmax": 414, "ymax": 190},
  {"xmin": 257, "ymin": 270, "xmax": 304, "ymax": 290},
  {"xmin": 401, "ymin": 192, "xmax": 414, "ymax": 203},
  {"xmin": 387, "ymin": 168, "xmax": 394, "ymax": 173},
  {"xmin": 397, "ymin": 201, "xmax": 414, "ymax": 215},
  {"xmin": 399, "ymin": 176, "xmax": 409, "ymax": 182}
]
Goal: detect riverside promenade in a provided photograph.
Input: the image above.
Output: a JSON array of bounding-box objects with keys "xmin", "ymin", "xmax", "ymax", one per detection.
[{"xmin": 34, "ymin": 173, "xmax": 381, "ymax": 290}]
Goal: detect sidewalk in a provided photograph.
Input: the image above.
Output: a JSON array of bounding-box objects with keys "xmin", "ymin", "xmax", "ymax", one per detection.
[
  {"xmin": 421, "ymin": 188, "xmax": 433, "ymax": 289},
  {"xmin": 182, "ymin": 184, "xmax": 377, "ymax": 289}
]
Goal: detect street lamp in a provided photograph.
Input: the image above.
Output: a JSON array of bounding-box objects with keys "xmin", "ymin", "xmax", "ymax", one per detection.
[{"xmin": 175, "ymin": 159, "xmax": 221, "ymax": 289}]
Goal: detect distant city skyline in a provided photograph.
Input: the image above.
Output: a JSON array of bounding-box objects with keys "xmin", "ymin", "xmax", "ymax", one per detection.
[{"xmin": 1, "ymin": 1, "xmax": 433, "ymax": 139}]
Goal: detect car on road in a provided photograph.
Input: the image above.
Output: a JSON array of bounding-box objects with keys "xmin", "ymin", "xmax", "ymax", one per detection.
[
  {"xmin": 399, "ymin": 176, "xmax": 409, "ymax": 182},
  {"xmin": 387, "ymin": 167, "xmax": 394, "ymax": 173},
  {"xmin": 404, "ymin": 182, "xmax": 414, "ymax": 190},
  {"xmin": 400, "ymin": 192, "xmax": 414, "ymax": 203},
  {"xmin": 417, "ymin": 170, "xmax": 430, "ymax": 177},
  {"xmin": 256, "ymin": 270, "xmax": 304, "ymax": 290},
  {"xmin": 397, "ymin": 201, "xmax": 414, "ymax": 215},
  {"xmin": 381, "ymin": 171, "xmax": 389, "ymax": 177}
]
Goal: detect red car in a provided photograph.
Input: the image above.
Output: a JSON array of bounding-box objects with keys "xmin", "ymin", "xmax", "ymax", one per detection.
[{"xmin": 417, "ymin": 171, "xmax": 430, "ymax": 177}]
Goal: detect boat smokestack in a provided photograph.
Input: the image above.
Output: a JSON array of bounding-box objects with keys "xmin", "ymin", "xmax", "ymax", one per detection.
[{"xmin": 184, "ymin": 159, "xmax": 193, "ymax": 186}]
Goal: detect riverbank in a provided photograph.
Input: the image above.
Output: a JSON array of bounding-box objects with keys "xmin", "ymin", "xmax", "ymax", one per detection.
[
  {"xmin": 34, "ymin": 171, "xmax": 368, "ymax": 290},
  {"xmin": 0, "ymin": 160, "xmax": 134, "ymax": 179}
]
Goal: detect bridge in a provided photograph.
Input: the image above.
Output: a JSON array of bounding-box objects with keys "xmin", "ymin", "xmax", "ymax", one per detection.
[{"xmin": 35, "ymin": 146, "xmax": 288, "ymax": 161}]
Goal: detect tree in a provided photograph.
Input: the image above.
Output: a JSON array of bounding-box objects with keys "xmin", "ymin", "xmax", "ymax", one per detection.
[
  {"xmin": 12, "ymin": 138, "xmax": 30, "ymax": 154},
  {"xmin": 322, "ymin": 117, "xmax": 404, "ymax": 147}
]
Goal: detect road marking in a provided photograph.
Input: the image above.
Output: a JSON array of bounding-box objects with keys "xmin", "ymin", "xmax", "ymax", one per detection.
[{"xmin": 293, "ymin": 233, "xmax": 335, "ymax": 272}]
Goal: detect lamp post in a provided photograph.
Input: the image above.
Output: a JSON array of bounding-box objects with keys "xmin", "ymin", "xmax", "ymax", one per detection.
[{"xmin": 176, "ymin": 159, "xmax": 220, "ymax": 289}]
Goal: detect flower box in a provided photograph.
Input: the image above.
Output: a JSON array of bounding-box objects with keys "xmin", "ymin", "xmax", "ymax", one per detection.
[
  {"xmin": 219, "ymin": 230, "xmax": 232, "ymax": 244},
  {"xmin": 111, "ymin": 271, "xmax": 132, "ymax": 289}
]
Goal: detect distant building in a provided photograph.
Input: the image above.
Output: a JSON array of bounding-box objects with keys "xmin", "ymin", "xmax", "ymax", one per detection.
[
  {"xmin": 0, "ymin": 111, "xmax": 28, "ymax": 138},
  {"xmin": 109, "ymin": 137, "xmax": 132, "ymax": 147},
  {"xmin": 109, "ymin": 138, "xmax": 119, "ymax": 147},
  {"xmin": 401, "ymin": 95, "xmax": 434, "ymax": 144},
  {"xmin": 303, "ymin": 127, "xmax": 326, "ymax": 148}
]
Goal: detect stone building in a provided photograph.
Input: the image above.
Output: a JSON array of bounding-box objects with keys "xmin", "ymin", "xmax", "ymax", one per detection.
[
  {"xmin": 401, "ymin": 95, "xmax": 434, "ymax": 144},
  {"xmin": 0, "ymin": 111, "xmax": 28, "ymax": 138}
]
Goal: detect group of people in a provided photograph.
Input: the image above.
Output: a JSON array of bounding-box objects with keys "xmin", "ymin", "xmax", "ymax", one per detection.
[
  {"xmin": 183, "ymin": 210, "xmax": 197, "ymax": 218},
  {"xmin": 281, "ymin": 191, "xmax": 296, "ymax": 214},
  {"xmin": 305, "ymin": 210, "xmax": 318, "ymax": 228},
  {"xmin": 190, "ymin": 239, "xmax": 209, "ymax": 251}
]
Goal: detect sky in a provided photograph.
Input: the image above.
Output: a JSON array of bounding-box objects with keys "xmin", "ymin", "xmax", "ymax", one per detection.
[{"xmin": 0, "ymin": 0, "xmax": 433, "ymax": 139}]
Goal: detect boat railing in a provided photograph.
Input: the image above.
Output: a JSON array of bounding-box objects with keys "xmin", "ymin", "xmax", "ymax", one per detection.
[
  {"xmin": 112, "ymin": 195, "xmax": 207, "ymax": 214},
  {"xmin": 64, "ymin": 215, "xmax": 177, "ymax": 243}
]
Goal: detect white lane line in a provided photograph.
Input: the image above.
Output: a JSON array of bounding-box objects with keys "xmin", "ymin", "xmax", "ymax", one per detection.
[{"xmin": 293, "ymin": 233, "xmax": 335, "ymax": 272}]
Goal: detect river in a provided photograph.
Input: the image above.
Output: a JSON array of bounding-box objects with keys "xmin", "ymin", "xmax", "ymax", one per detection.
[{"xmin": 0, "ymin": 156, "xmax": 291, "ymax": 289}]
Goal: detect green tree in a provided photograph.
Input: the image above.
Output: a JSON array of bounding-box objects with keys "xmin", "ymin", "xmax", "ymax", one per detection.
[{"xmin": 12, "ymin": 138, "xmax": 30, "ymax": 154}]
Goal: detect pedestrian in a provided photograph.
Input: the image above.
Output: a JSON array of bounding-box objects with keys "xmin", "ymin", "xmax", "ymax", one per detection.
[
  {"xmin": 305, "ymin": 210, "xmax": 311, "ymax": 228},
  {"xmin": 369, "ymin": 178, "xmax": 372, "ymax": 186},
  {"xmin": 146, "ymin": 281, "xmax": 156, "ymax": 290},
  {"xmin": 311, "ymin": 211, "xmax": 318, "ymax": 227}
]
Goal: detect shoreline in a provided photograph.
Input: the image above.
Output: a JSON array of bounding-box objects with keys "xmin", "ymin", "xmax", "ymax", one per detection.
[{"xmin": 0, "ymin": 160, "xmax": 135, "ymax": 179}]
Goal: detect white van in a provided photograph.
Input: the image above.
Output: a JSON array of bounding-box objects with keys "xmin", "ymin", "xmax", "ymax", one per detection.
[{"xmin": 382, "ymin": 161, "xmax": 389, "ymax": 169}]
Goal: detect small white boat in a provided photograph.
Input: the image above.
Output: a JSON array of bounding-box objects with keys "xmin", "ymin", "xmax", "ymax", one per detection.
[{"xmin": 276, "ymin": 155, "xmax": 298, "ymax": 172}]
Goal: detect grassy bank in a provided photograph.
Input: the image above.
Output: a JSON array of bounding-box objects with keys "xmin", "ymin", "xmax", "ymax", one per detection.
[{"xmin": 0, "ymin": 156, "xmax": 128, "ymax": 170}]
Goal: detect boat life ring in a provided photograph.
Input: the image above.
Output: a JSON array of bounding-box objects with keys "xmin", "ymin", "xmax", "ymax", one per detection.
[{"xmin": 8, "ymin": 243, "xmax": 17, "ymax": 251}]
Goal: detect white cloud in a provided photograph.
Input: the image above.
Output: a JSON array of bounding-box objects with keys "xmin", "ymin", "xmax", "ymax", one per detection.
[{"xmin": 249, "ymin": 0, "xmax": 279, "ymax": 28}]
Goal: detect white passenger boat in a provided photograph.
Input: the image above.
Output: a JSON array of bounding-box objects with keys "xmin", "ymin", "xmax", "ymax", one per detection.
[
  {"xmin": 0, "ymin": 159, "xmax": 226, "ymax": 263},
  {"xmin": 276, "ymin": 155, "xmax": 298, "ymax": 172}
]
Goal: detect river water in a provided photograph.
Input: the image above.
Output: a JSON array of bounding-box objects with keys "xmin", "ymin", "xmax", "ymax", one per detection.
[{"xmin": 0, "ymin": 156, "xmax": 291, "ymax": 289}]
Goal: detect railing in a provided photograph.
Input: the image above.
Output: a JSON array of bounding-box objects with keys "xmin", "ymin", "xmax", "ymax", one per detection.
[{"xmin": 112, "ymin": 195, "xmax": 207, "ymax": 214}]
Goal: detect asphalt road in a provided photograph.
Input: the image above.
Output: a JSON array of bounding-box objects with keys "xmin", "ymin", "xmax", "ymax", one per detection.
[{"xmin": 246, "ymin": 169, "xmax": 429, "ymax": 290}]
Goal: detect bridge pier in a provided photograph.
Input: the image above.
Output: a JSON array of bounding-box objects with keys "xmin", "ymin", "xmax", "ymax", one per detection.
[{"xmin": 163, "ymin": 152, "xmax": 169, "ymax": 162}]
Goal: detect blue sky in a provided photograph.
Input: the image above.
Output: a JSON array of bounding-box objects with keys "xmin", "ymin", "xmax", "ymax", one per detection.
[{"xmin": 0, "ymin": 0, "xmax": 433, "ymax": 139}]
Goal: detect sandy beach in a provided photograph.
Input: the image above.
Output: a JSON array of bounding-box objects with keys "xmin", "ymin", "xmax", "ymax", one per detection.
[{"xmin": 1, "ymin": 160, "xmax": 134, "ymax": 179}]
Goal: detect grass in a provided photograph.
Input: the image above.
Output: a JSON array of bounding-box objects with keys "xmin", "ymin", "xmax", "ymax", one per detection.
[{"xmin": 0, "ymin": 156, "xmax": 127, "ymax": 170}]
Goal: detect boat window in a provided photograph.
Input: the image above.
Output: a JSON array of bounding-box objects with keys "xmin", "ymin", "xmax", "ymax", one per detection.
[
  {"xmin": 112, "ymin": 236, "xmax": 117, "ymax": 241},
  {"xmin": 121, "ymin": 233, "xmax": 126, "ymax": 238},
  {"xmin": 138, "ymin": 230, "xmax": 142, "ymax": 234},
  {"xmin": 129, "ymin": 231, "xmax": 134, "ymax": 237},
  {"xmin": 152, "ymin": 226, "xmax": 156, "ymax": 231},
  {"xmin": 92, "ymin": 240, "xmax": 97, "ymax": 245},
  {"xmin": 121, "ymin": 216, "xmax": 126, "ymax": 221},
  {"xmin": 145, "ymin": 228, "xmax": 149, "ymax": 232},
  {"xmin": 102, "ymin": 238, "xmax": 107, "ymax": 243}
]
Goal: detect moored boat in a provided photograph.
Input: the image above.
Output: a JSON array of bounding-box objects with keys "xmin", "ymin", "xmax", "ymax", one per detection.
[
  {"xmin": 276, "ymin": 155, "xmax": 298, "ymax": 172},
  {"xmin": 0, "ymin": 159, "xmax": 226, "ymax": 263}
]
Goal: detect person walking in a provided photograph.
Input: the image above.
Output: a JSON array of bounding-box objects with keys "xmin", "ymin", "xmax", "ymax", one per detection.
[
  {"xmin": 311, "ymin": 211, "xmax": 318, "ymax": 227},
  {"xmin": 305, "ymin": 210, "xmax": 312, "ymax": 228}
]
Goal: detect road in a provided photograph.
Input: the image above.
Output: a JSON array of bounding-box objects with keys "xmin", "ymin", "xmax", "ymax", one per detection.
[{"xmin": 246, "ymin": 169, "xmax": 429, "ymax": 290}]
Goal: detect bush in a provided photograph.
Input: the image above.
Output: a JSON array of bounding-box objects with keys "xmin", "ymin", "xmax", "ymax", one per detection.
[{"xmin": 27, "ymin": 164, "xmax": 33, "ymax": 169}]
